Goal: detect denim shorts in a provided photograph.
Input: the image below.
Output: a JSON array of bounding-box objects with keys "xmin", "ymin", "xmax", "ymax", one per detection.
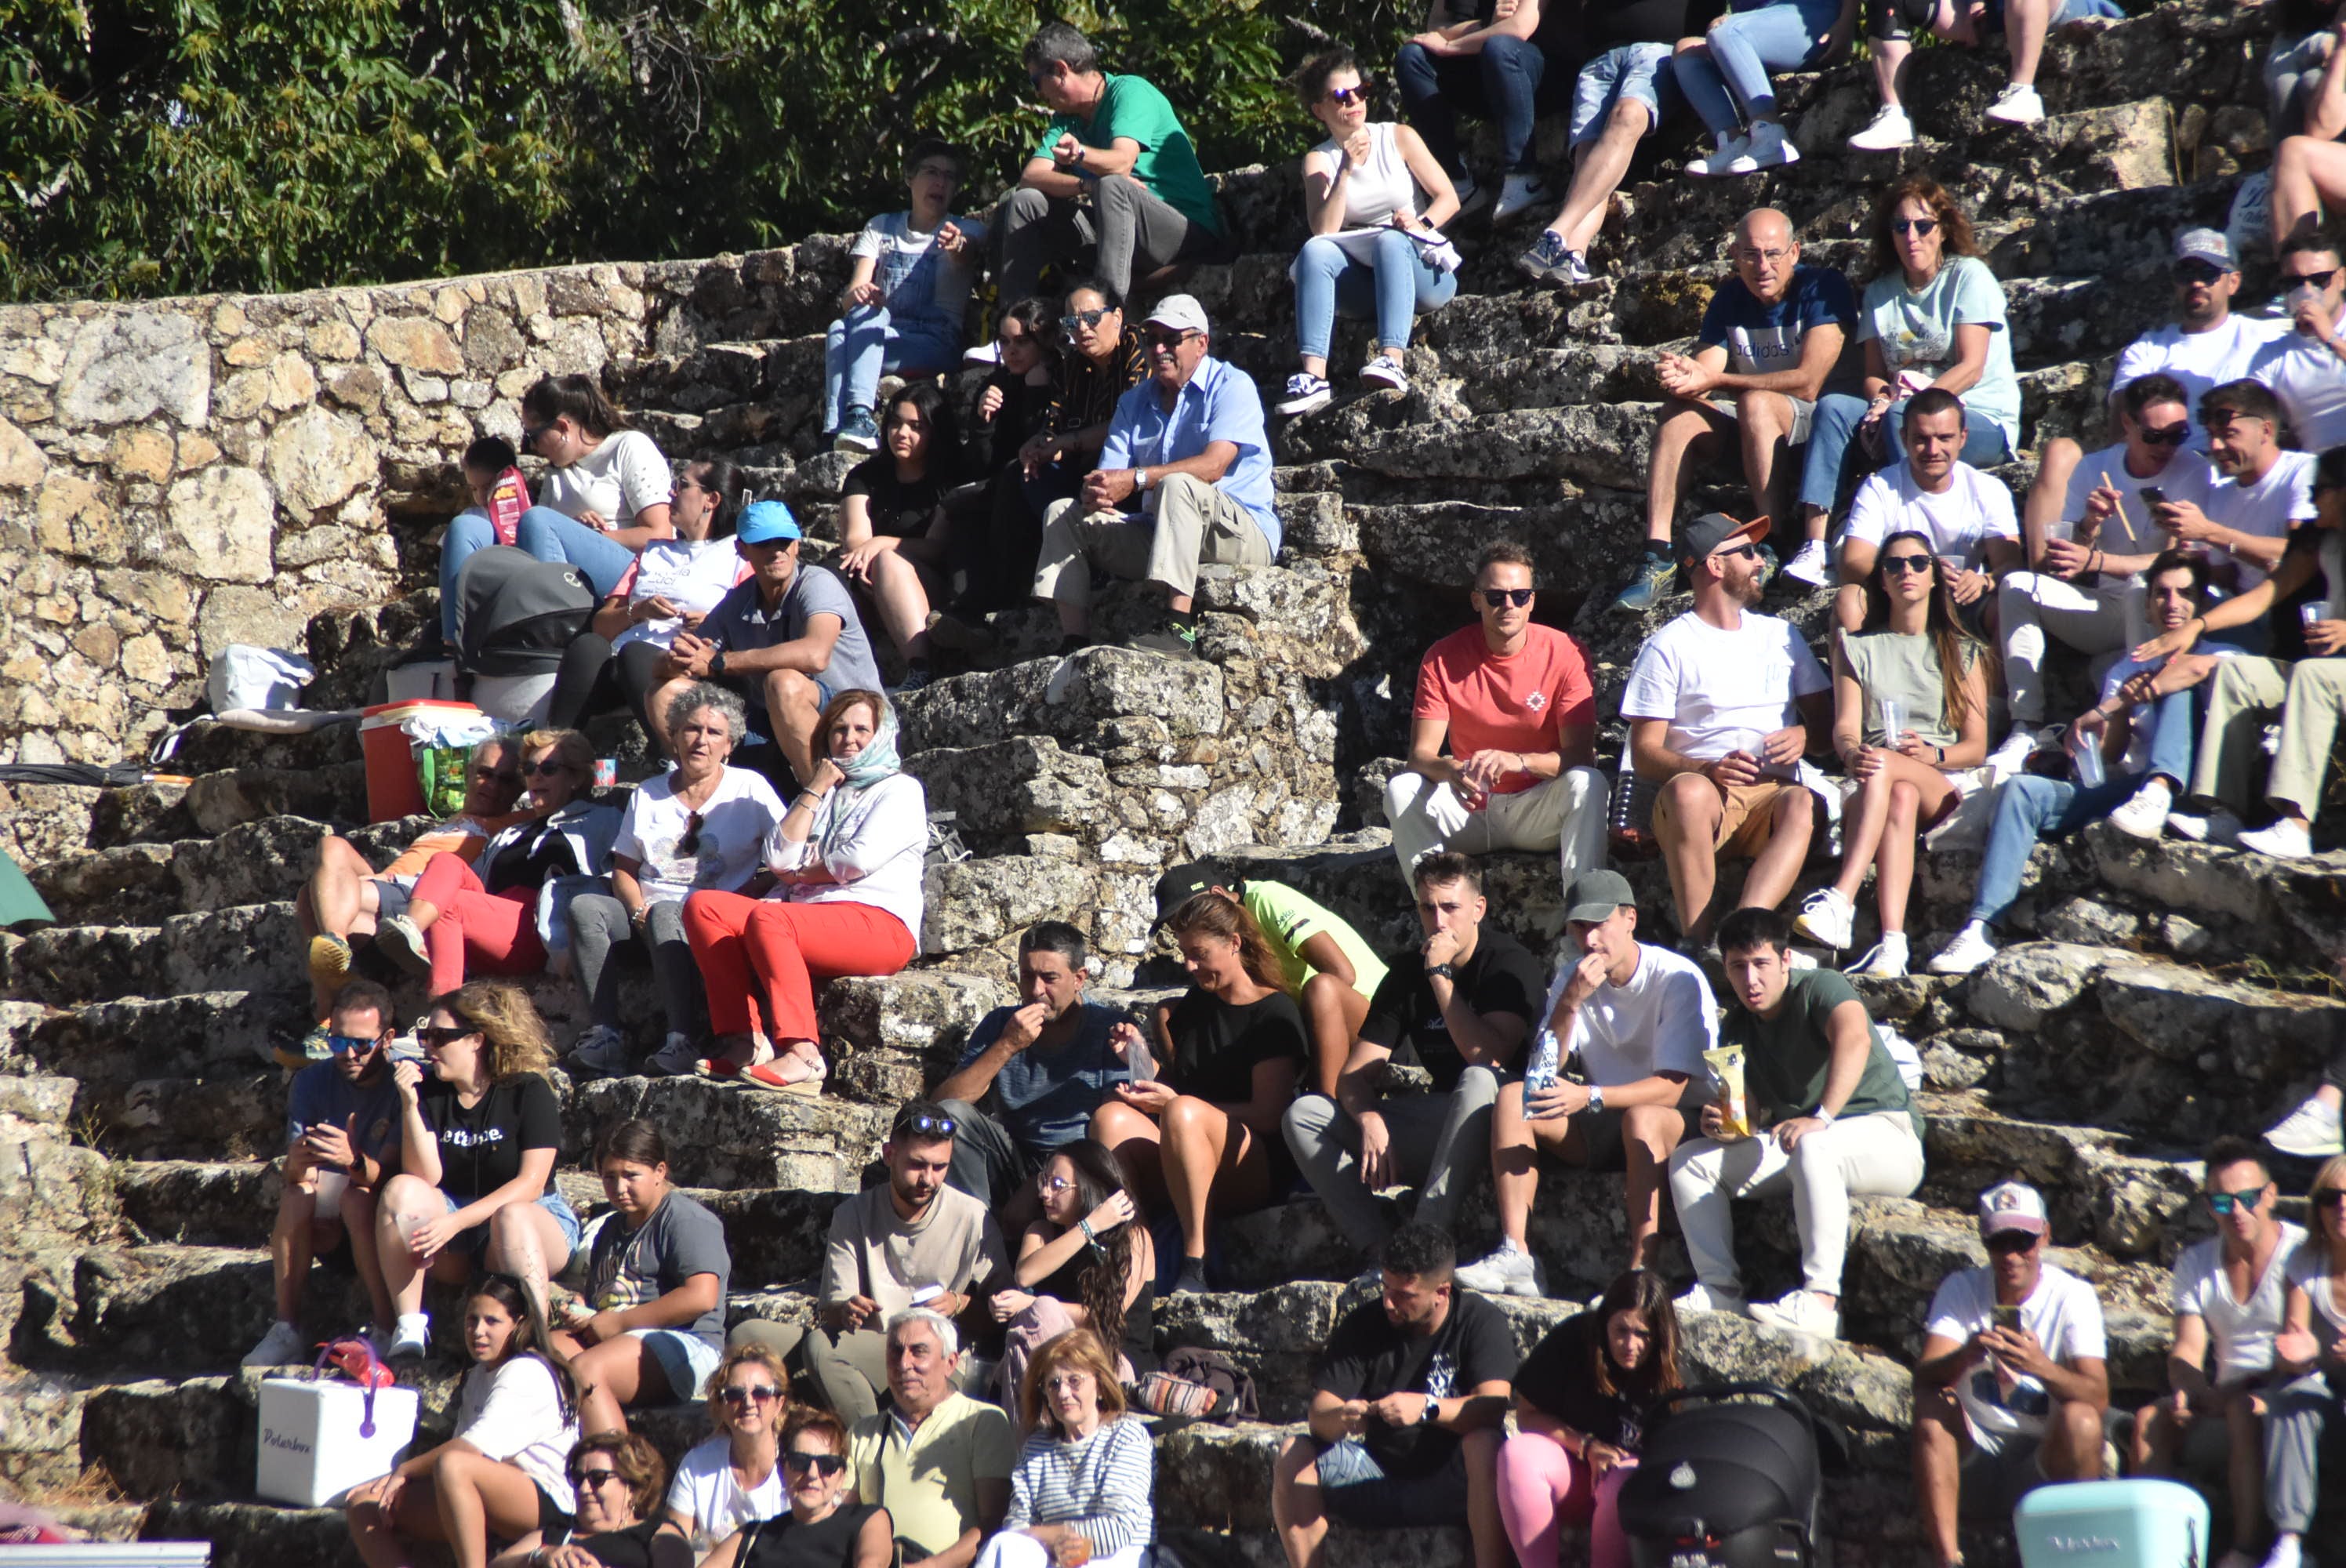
[
  {"xmin": 1570, "ymin": 42, "xmax": 1683, "ymax": 147},
  {"xmin": 634, "ymin": 1327, "xmax": 724, "ymax": 1403},
  {"xmin": 436, "ymin": 1187, "xmax": 583, "ymax": 1256},
  {"xmin": 369, "ymin": 877, "xmax": 414, "ymax": 923}
]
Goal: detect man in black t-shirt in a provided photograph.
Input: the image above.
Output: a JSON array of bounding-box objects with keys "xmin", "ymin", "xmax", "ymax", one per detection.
[
  {"xmin": 1283, "ymin": 851, "xmax": 1543, "ymax": 1268},
  {"xmin": 1273, "ymin": 1223, "xmax": 1517, "ymax": 1568}
]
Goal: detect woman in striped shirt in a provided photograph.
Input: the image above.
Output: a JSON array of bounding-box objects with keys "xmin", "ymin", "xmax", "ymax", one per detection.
[{"xmin": 975, "ymin": 1331, "xmax": 1155, "ymax": 1568}]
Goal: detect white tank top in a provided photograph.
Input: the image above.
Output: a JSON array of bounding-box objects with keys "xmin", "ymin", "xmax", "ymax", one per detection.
[{"xmin": 1310, "ymin": 121, "xmax": 1421, "ymax": 230}]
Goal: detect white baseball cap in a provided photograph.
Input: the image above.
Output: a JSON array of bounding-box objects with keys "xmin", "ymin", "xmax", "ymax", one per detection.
[{"xmin": 1977, "ymin": 1180, "xmax": 2049, "ymax": 1240}]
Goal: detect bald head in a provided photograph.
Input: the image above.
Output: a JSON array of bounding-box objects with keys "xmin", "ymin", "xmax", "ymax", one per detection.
[{"xmin": 1733, "ymin": 208, "xmax": 1799, "ymax": 303}]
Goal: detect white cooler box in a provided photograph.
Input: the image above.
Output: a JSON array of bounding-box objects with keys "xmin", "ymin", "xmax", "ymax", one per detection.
[
  {"xmin": 2015, "ymin": 1479, "xmax": 2210, "ymax": 1568},
  {"xmin": 256, "ymin": 1375, "xmax": 419, "ymax": 1507}
]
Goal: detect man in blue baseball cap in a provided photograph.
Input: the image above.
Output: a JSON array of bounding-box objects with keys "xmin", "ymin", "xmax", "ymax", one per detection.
[{"xmin": 662, "ymin": 500, "xmax": 884, "ymax": 786}]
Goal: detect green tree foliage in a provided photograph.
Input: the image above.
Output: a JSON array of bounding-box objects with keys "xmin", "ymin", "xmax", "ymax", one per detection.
[{"xmin": 0, "ymin": 0, "xmax": 1412, "ymax": 303}]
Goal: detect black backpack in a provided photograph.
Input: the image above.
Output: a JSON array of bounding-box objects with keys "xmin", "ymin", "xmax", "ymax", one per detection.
[{"xmin": 454, "ymin": 545, "xmax": 596, "ymax": 677}]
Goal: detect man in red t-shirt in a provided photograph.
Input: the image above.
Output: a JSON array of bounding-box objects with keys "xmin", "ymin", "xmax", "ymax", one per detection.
[{"xmin": 1384, "ymin": 541, "xmax": 1605, "ymax": 890}]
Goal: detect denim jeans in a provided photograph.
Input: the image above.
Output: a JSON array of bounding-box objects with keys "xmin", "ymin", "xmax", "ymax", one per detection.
[
  {"xmin": 1398, "ymin": 34, "xmax": 1551, "ymax": 175},
  {"xmin": 1292, "ymin": 229, "xmax": 1459, "ymax": 358},
  {"xmin": 440, "ymin": 505, "xmax": 641, "ymax": 641},
  {"xmin": 1674, "ymin": 0, "xmax": 1843, "ymax": 132},
  {"xmin": 823, "ymin": 306, "xmax": 963, "ymax": 432},
  {"xmin": 1799, "ymin": 393, "xmax": 2016, "ymax": 514},
  {"xmin": 1966, "ymin": 688, "xmax": 2198, "ymax": 925},
  {"xmin": 1569, "ymin": 43, "xmax": 1683, "ymax": 147}
]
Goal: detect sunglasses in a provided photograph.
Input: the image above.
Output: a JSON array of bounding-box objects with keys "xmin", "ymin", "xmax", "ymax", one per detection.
[
  {"xmin": 526, "ymin": 757, "xmax": 573, "ymax": 777},
  {"xmin": 2139, "ymin": 422, "xmax": 2190, "ymax": 447},
  {"xmin": 784, "ymin": 1450, "xmax": 848, "ymax": 1477},
  {"xmin": 1326, "ymin": 84, "xmax": 1371, "ymax": 106},
  {"xmin": 415, "ymin": 1024, "xmax": 478, "ymax": 1049},
  {"xmin": 1479, "ymin": 587, "xmax": 1534, "ymax": 608},
  {"xmin": 1712, "ymin": 543, "xmax": 1760, "ymax": 562},
  {"xmin": 677, "ymin": 811, "xmax": 706, "ymax": 858},
  {"xmin": 1985, "ymin": 1229, "xmax": 2040, "ymax": 1254},
  {"xmin": 893, "ymin": 1112, "xmax": 958, "ymax": 1140},
  {"xmin": 2174, "ymin": 260, "xmax": 2229, "ymax": 285},
  {"xmin": 1891, "ymin": 216, "xmax": 1938, "ymax": 237},
  {"xmin": 2207, "ymin": 1185, "xmax": 2268, "ymax": 1214},
  {"xmin": 721, "ymin": 1384, "xmax": 785, "ymax": 1407},
  {"xmin": 2316, "ymin": 1189, "xmax": 2346, "ymax": 1209},
  {"xmin": 521, "ymin": 425, "xmax": 553, "ymax": 450},
  {"xmin": 1037, "ymin": 1174, "xmax": 1076, "ymax": 1193},
  {"xmin": 1142, "ymin": 328, "xmax": 1197, "ymax": 350},
  {"xmin": 325, "ymin": 1033, "xmax": 385, "ymax": 1054},
  {"xmin": 471, "ymin": 764, "xmax": 519, "ymax": 783},
  {"xmin": 1059, "ymin": 308, "xmax": 1113, "ymax": 332},
  {"xmin": 1880, "ymin": 555, "xmax": 1935, "ymax": 575},
  {"xmin": 572, "ymin": 1467, "xmax": 625, "ymax": 1490},
  {"xmin": 2287, "ymin": 267, "xmax": 2343, "ymax": 292}
]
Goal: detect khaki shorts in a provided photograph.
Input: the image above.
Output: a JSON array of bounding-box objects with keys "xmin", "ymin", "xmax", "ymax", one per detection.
[{"xmin": 1653, "ymin": 776, "xmax": 1797, "ymax": 858}]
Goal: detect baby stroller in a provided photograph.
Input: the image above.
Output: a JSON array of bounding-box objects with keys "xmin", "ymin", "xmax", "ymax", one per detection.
[{"xmin": 1618, "ymin": 1382, "xmax": 1843, "ymax": 1568}]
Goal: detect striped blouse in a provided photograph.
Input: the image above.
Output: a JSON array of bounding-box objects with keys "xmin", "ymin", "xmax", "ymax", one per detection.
[{"xmin": 1004, "ymin": 1416, "xmax": 1155, "ymax": 1553}]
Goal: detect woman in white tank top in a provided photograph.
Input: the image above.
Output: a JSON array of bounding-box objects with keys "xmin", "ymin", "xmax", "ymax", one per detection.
[{"xmin": 1276, "ymin": 49, "xmax": 1463, "ymax": 419}]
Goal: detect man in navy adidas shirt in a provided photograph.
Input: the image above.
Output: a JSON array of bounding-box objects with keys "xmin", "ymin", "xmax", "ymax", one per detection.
[{"xmin": 1617, "ymin": 208, "xmax": 1857, "ymax": 612}]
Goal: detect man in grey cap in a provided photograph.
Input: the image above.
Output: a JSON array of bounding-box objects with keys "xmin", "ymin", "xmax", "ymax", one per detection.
[
  {"xmin": 1456, "ymin": 870, "xmax": 1716, "ymax": 1296},
  {"xmin": 1031, "ymin": 293, "xmax": 1280, "ymax": 659}
]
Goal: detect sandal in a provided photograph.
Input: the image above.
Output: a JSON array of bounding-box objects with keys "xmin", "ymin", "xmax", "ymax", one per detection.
[
  {"xmin": 742, "ymin": 1040, "xmax": 827, "ymax": 1096},
  {"xmin": 694, "ymin": 1033, "xmax": 775, "ymax": 1082}
]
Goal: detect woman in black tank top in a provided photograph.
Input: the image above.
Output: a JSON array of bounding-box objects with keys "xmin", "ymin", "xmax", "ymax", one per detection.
[{"xmin": 704, "ymin": 1409, "xmax": 891, "ymax": 1568}]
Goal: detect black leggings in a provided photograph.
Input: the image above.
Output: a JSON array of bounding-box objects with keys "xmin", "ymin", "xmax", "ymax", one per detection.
[
  {"xmin": 545, "ymin": 635, "xmax": 670, "ymax": 750},
  {"xmin": 947, "ymin": 459, "xmax": 1082, "ymax": 613}
]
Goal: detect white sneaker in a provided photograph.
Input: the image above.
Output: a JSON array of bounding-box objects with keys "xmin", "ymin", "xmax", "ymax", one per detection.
[
  {"xmin": 1454, "ymin": 1242, "xmax": 1547, "ymax": 1298},
  {"xmin": 1794, "ymin": 887, "xmax": 1856, "ymax": 949},
  {"xmin": 1929, "ymin": 920, "xmax": 1999, "ymax": 976},
  {"xmin": 566, "ymin": 1024, "xmax": 631, "ymax": 1078},
  {"xmin": 1730, "ymin": 120, "xmax": 1803, "ymax": 172},
  {"xmin": 961, "ymin": 341, "xmax": 1002, "ymax": 368},
  {"xmin": 2265, "ymin": 1096, "xmax": 2345, "ymax": 1160},
  {"xmin": 1847, "ymin": 104, "xmax": 1916, "ymax": 151},
  {"xmin": 1492, "ymin": 172, "xmax": 1555, "ymax": 223},
  {"xmin": 1848, "ymin": 934, "xmax": 1910, "ymax": 978},
  {"xmin": 1687, "ymin": 130, "xmax": 1749, "ymax": 176},
  {"xmin": 2166, "ymin": 808, "xmax": 2246, "ymax": 846},
  {"xmin": 1785, "ymin": 947, "xmax": 1820, "ymax": 971},
  {"xmin": 1452, "ymin": 173, "xmax": 1490, "ymax": 220},
  {"xmin": 2105, "ymin": 779, "xmax": 2174, "ymax": 840},
  {"xmin": 242, "ymin": 1319, "xmax": 309, "ymax": 1368},
  {"xmin": 1360, "ymin": 353, "xmax": 1409, "ymax": 393},
  {"xmin": 372, "ymin": 913, "xmax": 433, "ymax": 978},
  {"xmin": 1781, "ymin": 539, "xmax": 1831, "ymax": 586},
  {"xmin": 1676, "ymin": 1282, "xmax": 1750, "ymax": 1317},
  {"xmin": 1276, "ymin": 372, "xmax": 1333, "ymax": 417},
  {"xmin": 2261, "ymin": 1535, "xmax": 2304, "ymax": 1568},
  {"xmin": 1984, "ymin": 83, "xmax": 2046, "ymax": 125},
  {"xmin": 1749, "ymin": 1288, "xmax": 1841, "ymax": 1338},
  {"xmin": 2239, "ymin": 819, "xmax": 2315, "ymax": 858},
  {"xmin": 647, "ymin": 1032, "xmax": 700, "ymax": 1077},
  {"xmin": 1985, "ymin": 726, "xmax": 2039, "ymax": 779},
  {"xmin": 384, "ymin": 1312, "xmax": 430, "ymax": 1361}
]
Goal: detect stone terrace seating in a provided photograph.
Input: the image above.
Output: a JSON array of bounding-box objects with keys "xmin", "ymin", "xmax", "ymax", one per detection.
[{"xmin": 2, "ymin": 2, "xmax": 2344, "ymax": 1562}]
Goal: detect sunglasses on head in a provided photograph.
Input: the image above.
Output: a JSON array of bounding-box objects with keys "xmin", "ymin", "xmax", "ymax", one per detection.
[
  {"xmin": 326, "ymin": 1032, "xmax": 384, "ymax": 1054},
  {"xmin": 2174, "ymin": 260, "xmax": 2229, "ymax": 285},
  {"xmin": 721, "ymin": 1383, "xmax": 784, "ymax": 1407},
  {"xmin": 1326, "ymin": 83, "xmax": 1371, "ymax": 106},
  {"xmin": 1060, "ymin": 308, "xmax": 1113, "ymax": 332},
  {"xmin": 784, "ymin": 1450, "xmax": 848, "ymax": 1477},
  {"xmin": 2207, "ymin": 1185, "xmax": 2268, "ymax": 1214},
  {"xmin": 2139, "ymin": 422, "xmax": 2190, "ymax": 447},
  {"xmin": 415, "ymin": 1024, "xmax": 477, "ymax": 1049},
  {"xmin": 677, "ymin": 811, "xmax": 706, "ymax": 858},
  {"xmin": 1891, "ymin": 216, "xmax": 1938, "ymax": 237},
  {"xmin": 894, "ymin": 1111, "xmax": 958, "ymax": 1140},
  {"xmin": 1880, "ymin": 554, "xmax": 1935, "ymax": 575},
  {"xmin": 2289, "ymin": 267, "xmax": 2343, "ymax": 292},
  {"xmin": 572, "ymin": 1466, "xmax": 625, "ymax": 1490},
  {"xmin": 1479, "ymin": 587, "xmax": 1534, "ymax": 608}
]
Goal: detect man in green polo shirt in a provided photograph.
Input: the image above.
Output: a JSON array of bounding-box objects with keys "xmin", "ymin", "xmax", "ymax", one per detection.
[
  {"xmin": 997, "ymin": 21, "xmax": 1233, "ymax": 305},
  {"xmin": 849, "ymin": 1308, "xmax": 1015, "ymax": 1568}
]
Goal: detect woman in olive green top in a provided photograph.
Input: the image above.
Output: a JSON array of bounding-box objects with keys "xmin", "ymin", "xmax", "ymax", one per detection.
[{"xmin": 1796, "ymin": 529, "xmax": 1989, "ymax": 979}]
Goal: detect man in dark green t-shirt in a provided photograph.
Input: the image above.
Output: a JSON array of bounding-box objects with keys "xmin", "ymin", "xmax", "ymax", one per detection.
[
  {"xmin": 996, "ymin": 22, "xmax": 1233, "ymax": 306},
  {"xmin": 1666, "ymin": 906, "xmax": 1927, "ymax": 1342}
]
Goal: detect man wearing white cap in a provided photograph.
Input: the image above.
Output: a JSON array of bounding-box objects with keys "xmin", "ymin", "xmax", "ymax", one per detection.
[
  {"xmin": 1912, "ymin": 1181, "xmax": 2110, "ymax": 1568},
  {"xmin": 1030, "ymin": 294, "xmax": 1280, "ymax": 659}
]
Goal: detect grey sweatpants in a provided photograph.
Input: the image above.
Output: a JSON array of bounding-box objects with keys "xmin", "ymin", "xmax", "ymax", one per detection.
[
  {"xmin": 568, "ymin": 893, "xmax": 704, "ymax": 1039},
  {"xmin": 995, "ymin": 173, "xmax": 1231, "ymax": 304},
  {"xmin": 2264, "ymin": 1372, "xmax": 2342, "ymax": 1534},
  {"xmin": 1281, "ymin": 1068, "xmax": 1502, "ymax": 1254}
]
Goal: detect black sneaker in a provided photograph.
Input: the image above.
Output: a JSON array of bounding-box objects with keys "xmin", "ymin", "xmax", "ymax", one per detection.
[{"xmin": 1125, "ymin": 622, "xmax": 1200, "ymax": 659}]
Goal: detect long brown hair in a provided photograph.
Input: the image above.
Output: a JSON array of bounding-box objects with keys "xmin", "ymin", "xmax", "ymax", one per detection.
[
  {"xmin": 522, "ymin": 372, "xmax": 626, "ymax": 439},
  {"xmin": 1589, "ymin": 1269, "xmax": 1683, "ymax": 1401},
  {"xmin": 471, "ymin": 1272, "xmax": 583, "ymax": 1424},
  {"xmin": 1042, "ymin": 1139, "xmax": 1139, "ymax": 1356},
  {"xmin": 1166, "ymin": 889, "xmax": 1286, "ymax": 991},
  {"xmin": 431, "ymin": 981, "xmax": 557, "ymax": 1082},
  {"xmin": 1868, "ymin": 173, "xmax": 1979, "ymax": 280},
  {"xmin": 1860, "ymin": 529, "xmax": 1991, "ymax": 730}
]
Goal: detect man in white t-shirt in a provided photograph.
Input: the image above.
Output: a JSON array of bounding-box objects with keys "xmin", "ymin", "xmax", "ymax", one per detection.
[
  {"xmin": 2159, "ymin": 380, "xmax": 2317, "ymax": 598},
  {"xmin": 2250, "ymin": 231, "xmax": 2346, "ymax": 454},
  {"xmin": 2133, "ymin": 1138, "xmax": 2305, "ymax": 1568},
  {"xmin": 1998, "ymin": 373, "xmax": 2221, "ymax": 760},
  {"xmin": 1834, "ymin": 389, "xmax": 2022, "ymax": 638},
  {"xmin": 1624, "ymin": 513, "xmax": 1832, "ymax": 947},
  {"xmin": 1912, "ymin": 1181, "xmax": 2110, "ymax": 1566},
  {"xmin": 1455, "ymin": 870, "xmax": 1716, "ymax": 1297}
]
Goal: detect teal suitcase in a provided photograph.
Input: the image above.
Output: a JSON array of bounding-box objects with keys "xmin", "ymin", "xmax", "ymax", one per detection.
[{"xmin": 2014, "ymin": 1479, "xmax": 2209, "ymax": 1568}]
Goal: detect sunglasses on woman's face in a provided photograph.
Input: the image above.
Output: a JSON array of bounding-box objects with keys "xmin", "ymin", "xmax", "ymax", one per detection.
[
  {"xmin": 1892, "ymin": 216, "xmax": 1938, "ymax": 237},
  {"xmin": 415, "ymin": 1025, "xmax": 478, "ymax": 1049},
  {"xmin": 1060, "ymin": 308, "xmax": 1112, "ymax": 332},
  {"xmin": 1326, "ymin": 83, "xmax": 1371, "ymax": 106},
  {"xmin": 526, "ymin": 757, "xmax": 572, "ymax": 777},
  {"xmin": 784, "ymin": 1450, "xmax": 848, "ymax": 1477},
  {"xmin": 2315, "ymin": 1189, "xmax": 2346, "ymax": 1210},
  {"xmin": 1880, "ymin": 555, "xmax": 1935, "ymax": 575},
  {"xmin": 572, "ymin": 1467, "xmax": 625, "ymax": 1491},
  {"xmin": 1478, "ymin": 587, "xmax": 1534, "ymax": 608},
  {"xmin": 1037, "ymin": 1174, "xmax": 1076, "ymax": 1193},
  {"xmin": 721, "ymin": 1384, "xmax": 784, "ymax": 1407}
]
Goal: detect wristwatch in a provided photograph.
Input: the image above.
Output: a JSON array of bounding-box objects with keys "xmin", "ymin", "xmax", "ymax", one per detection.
[
  {"xmin": 1426, "ymin": 963, "xmax": 1456, "ymax": 981},
  {"xmin": 709, "ymin": 649, "xmax": 728, "ymax": 680},
  {"xmin": 1811, "ymin": 1105, "xmax": 1837, "ymax": 1125},
  {"xmin": 1138, "ymin": 466, "xmax": 1154, "ymax": 491},
  {"xmin": 1587, "ymin": 1083, "xmax": 1606, "ymax": 1114},
  {"xmin": 1416, "ymin": 1396, "xmax": 1438, "ymax": 1424}
]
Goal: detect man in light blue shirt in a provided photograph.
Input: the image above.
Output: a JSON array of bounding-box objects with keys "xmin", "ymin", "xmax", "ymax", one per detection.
[{"xmin": 1030, "ymin": 295, "xmax": 1279, "ymax": 659}]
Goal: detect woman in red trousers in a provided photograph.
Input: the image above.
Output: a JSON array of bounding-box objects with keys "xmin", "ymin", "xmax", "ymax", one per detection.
[{"xmin": 683, "ymin": 690, "xmax": 926, "ymax": 1093}]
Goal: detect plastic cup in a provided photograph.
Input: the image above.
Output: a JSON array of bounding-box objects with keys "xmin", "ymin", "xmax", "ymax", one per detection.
[
  {"xmin": 2304, "ymin": 603, "xmax": 2326, "ymax": 630},
  {"xmin": 1878, "ymin": 698, "xmax": 1906, "ymax": 748},
  {"xmin": 2074, "ymin": 739, "xmax": 2107, "ymax": 789}
]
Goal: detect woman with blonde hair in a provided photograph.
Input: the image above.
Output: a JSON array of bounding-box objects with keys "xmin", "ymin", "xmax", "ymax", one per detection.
[
  {"xmin": 376, "ymin": 728, "xmax": 623, "ymax": 996},
  {"xmin": 971, "ymin": 1330, "xmax": 1154, "ymax": 1568},
  {"xmin": 683, "ymin": 690, "xmax": 927, "ymax": 1092},
  {"xmin": 663, "ymin": 1341, "xmax": 791, "ymax": 1553},
  {"xmin": 1089, "ymin": 891, "xmax": 1306, "ymax": 1296},
  {"xmin": 2262, "ymin": 1154, "xmax": 2346, "ymax": 1568},
  {"xmin": 374, "ymin": 982, "xmax": 579, "ymax": 1360}
]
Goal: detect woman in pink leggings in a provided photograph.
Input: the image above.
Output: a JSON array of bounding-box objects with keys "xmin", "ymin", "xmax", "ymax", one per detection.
[
  {"xmin": 1496, "ymin": 1269, "xmax": 1683, "ymax": 1568},
  {"xmin": 376, "ymin": 728, "xmax": 622, "ymax": 994},
  {"xmin": 683, "ymin": 689, "xmax": 926, "ymax": 1092}
]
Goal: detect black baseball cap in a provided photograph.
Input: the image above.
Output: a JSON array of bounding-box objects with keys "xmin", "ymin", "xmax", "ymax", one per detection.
[
  {"xmin": 1152, "ymin": 863, "xmax": 1221, "ymax": 929},
  {"xmin": 1678, "ymin": 511, "xmax": 1772, "ymax": 563}
]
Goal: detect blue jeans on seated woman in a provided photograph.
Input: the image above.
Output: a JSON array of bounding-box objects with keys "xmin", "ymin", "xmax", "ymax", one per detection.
[
  {"xmin": 1964, "ymin": 687, "xmax": 2198, "ymax": 927},
  {"xmin": 1396, "ymin": 34, "xmax": 1551, "ymax": 176},
  {"xmin": 1293, "ymin": 229, "xmax": 1458, "ymax": 361},
  {"xmin": 1673, "ymin": 0, "xmax": 1844, "ymax": 133},
  {"xmin": 440, "ymin": 506, "xmax": 640, "ymax": 641},
  {"xmin": 824, "ymin": 306, "xmax": 963, "ymax": 432},
  {"xmin": 1799, "ymin": 392, "xmax": 2017, "ymax": 515}
]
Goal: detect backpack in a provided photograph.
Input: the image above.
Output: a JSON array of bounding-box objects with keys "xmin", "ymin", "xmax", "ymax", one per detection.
[{"xmin": 455, "ymin": 545, "xmax": 596, "ymax": 677}]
